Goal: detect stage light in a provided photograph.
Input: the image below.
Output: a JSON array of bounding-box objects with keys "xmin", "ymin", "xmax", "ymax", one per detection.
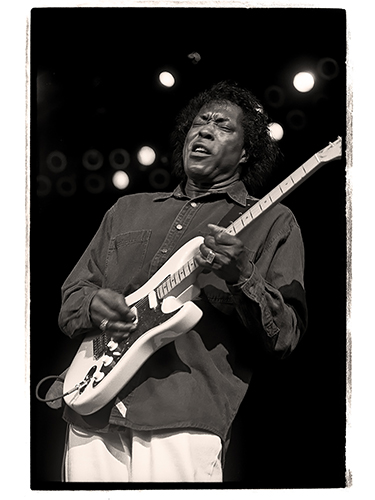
[
  {"xmin": 268, "ymin": 122, "xmax": 284, "ymax": 141},
  {"xmin": 112, "ymin": 170, "xmax": 130, "ymax": 190},
  {"xmin": 56, "ymin": 176, "xmax": 76, "ymax": 197},
  {"xmin": 287, "ymin": 110, "xmax": 307, "ymax": 130},
  {"xmin": 148, "ymin": 168, "xmax": 171, "ymax": 190},
  {"xmin": 264, "ymin": 86, "xmax": 285, "ymax": 108},
  {"xmin": 46, "ymin": 151, "xmax": 67, "ymax": 173},
  {"xmin": 36, "ymin": 175, "xmax": 52, "ymax": 197},
  {"xmin": 109, "ymin": 148, "xmax": 130, "ymax": 170},
  {"xmin": 137, "ymin": 146, "xmax": 156, "ymax": 166},
  {"xmin": 159, "ymin": 71, "xmax": 175, "ymax": 88},
  {"xmin": 84, "ymin": 174, "xmax": 105, "ymax": 194},
  {"xmin": 317, "ymin": 57, "xmax": 339, "ymax": 80},
  {"xmin": 82, "ymin": 149, "xmax": 104, "ymax": 170},
  {"xmin": 293, "ymin": 72, "xmax": 315, "ymax": 93}
]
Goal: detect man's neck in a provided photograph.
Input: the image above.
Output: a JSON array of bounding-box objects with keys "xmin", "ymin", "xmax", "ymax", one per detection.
[{"xmin": 185, "ymin": 177, "xmax": 241, "ymax": 199}]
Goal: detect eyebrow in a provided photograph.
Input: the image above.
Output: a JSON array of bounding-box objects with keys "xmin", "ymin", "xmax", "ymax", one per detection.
[{"xmin": 198, "ymin": 112, "xmax": 231, "ymax": 122}]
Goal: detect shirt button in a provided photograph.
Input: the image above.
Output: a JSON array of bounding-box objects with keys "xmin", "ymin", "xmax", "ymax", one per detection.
[
  {"xmin": 190, "ymin": 202, "xmax": 197, "ymax": 208},
  {"xmin": 161, "ymin": 248, "xmax": 168, "ymax": 254},
  {"xmin": 176, "ymin": 224, "xmax": 183, "ymax": 230}
]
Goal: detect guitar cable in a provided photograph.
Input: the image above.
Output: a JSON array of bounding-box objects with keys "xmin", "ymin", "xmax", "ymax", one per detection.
[{"xmin": 35, "ymin": 370, "xmax": 94, "ymax": 404}]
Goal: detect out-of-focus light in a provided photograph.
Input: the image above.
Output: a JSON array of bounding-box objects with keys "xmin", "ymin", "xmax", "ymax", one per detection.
[
  {"xmin": 268, "ymin": 122, "xmax": 284, "ymax": 141},
  {"xmin": 148, "ymin": 168, "xmax": 171, "ymax": 190},
  {"xmin": 159, "ymin": 71, "xmax": 175, "ymax": 88},
  {"xmin": 187, "ymin": 52, "xmax": 201, "ymax": 64},
  {"xmin": 36, "ymin": 175, "xmax": 52, "ymax": 197},
  {"xmin": 85, "ymin": 174, "xmax": 105, "ymax": 194},
  {"xmin": 317, "ymin": 57, "xmax": 339, "ymax": 80},
  {"xmin": 109, "ymin": 148, "xmax": 130, "ymax": 170},
  {"xmin": 264, "ymin": 86, "xmax": 285, "ymax": 108},
  {"xmin": 112, "ymin": 170, "xmax": 130, "ymax": 190},
  {"xmin": 82, "ymin": 149, "xmax": 104, "ymax": 170},
  {"xmin": 293, "ymin": 72, "xmax": 315, "ymax": 93},
  {"xmin": 137, "ymin": 146, "xmax": 156, "ymax": 166},
  {"xmin": 287, "ymin": 109, "xmax": 307, "ymax": 130},
  {"xmin": 56, "ymin": 176, "xmax": 76, "ymax": 197},
  {"xmin": 46, "ymin": 151, "xmax": 67, "ymax": 173}
]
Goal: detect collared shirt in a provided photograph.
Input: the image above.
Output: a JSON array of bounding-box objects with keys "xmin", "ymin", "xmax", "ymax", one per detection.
[{"xmin": 58, "ymin": 181, "xmax": 307, "ymax": 442}]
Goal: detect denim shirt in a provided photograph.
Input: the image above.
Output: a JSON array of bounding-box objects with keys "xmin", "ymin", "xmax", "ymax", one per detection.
[{"xmin": 58, "ymin": 181, "xmax": 307, "ymax": 442}]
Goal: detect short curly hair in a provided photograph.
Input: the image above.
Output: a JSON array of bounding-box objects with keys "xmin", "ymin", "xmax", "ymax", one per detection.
[{"xmin": 171, "ymin": 81, "xmax": 281, "ymax": 197}]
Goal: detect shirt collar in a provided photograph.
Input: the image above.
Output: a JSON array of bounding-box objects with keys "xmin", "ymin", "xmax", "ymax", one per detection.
[{"xmin": 153, "ymin": 180, "xmax": 249, "ymax": 207}]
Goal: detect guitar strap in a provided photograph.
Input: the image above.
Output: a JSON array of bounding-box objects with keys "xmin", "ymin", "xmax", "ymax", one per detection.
[
  {"xmin": 216, "ymin": 196, "xmax": 256, "ymax": 229},
  {"xmin": 123, "ymin": 195, "xmax": 258, "ymax": 296}
]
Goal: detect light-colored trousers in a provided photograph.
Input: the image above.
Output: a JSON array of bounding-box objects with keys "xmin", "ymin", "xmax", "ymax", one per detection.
[{"xmin": 64, "ymin": 424, "xmax": 223, "ymax": 482}]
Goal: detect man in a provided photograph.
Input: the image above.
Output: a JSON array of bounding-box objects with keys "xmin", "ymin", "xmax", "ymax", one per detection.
[{"xmin": 58, "ymin": 81, "xmax": 307, "ymax": 482}]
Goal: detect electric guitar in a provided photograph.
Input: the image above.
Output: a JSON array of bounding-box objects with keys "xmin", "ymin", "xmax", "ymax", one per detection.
[{"xmin": 63, "ymin": 137, "xmax": 342, "ymax": 415}]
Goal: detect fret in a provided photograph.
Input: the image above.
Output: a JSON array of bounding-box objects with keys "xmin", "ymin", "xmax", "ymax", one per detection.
[
  {"xmin": 282, "ymin": 178, "xmax": 293, "ymax": 190},
  {"xmin": 188, "ymin": 258, "xmax": 196, "ymax": 273},
  {"xmin": 170, "ymin": 274, "xmax": 176, "ymax": 288},
  {"xmin": 152, "ymin": 138, "xmax": 341, "ymax": 301},
  {"xmin": 290, "ymin": 168, "xmax": 305, "ymax": 184},
  {"xmin": 183, "ymin": 262, "xmax": 190, "ymax": 277},
  {"xmin": 156, "ymin": 284, "xmax": 163, "ymax": 300},
  {"xmin": 232, "ymin": 221, "xmax": 242, "ymax": 234},
  {"xmin": 165, "ymin": 279, "xmax": 172, "ymax": 293},
  {"xmin": 249, "ymin": 203, "xmax": 262, "ymax": 219},
  {"xmin": 179, "ymin": 268, "xmax": 186, "ymax": 280}
]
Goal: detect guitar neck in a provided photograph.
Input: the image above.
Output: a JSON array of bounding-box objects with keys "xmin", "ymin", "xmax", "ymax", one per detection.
[
  {"xmin": 156, "ymin": 137, "xmax": 342, "ymax": 300},
  {"xmin": 227, "ymin": 140, "xmax": 341, "ymax": 236}
]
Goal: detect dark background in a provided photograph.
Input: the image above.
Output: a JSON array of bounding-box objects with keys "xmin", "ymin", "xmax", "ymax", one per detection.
[{"xmin": 30, "ymin": 7, "xmax": 347, "ymax": 489}]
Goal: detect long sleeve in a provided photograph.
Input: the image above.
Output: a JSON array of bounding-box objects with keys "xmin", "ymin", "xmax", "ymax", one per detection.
[
  {"xmin": 228, "ymin": 211, "xmax": 307, "ymax": 359},
  {"xmin": 58, "ymin": 207, "xmax": 114, "ymax": 338}
]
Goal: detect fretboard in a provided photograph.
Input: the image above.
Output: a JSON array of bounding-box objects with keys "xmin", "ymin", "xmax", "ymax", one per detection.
[{"xmin": 156, "ymin": 137, "xmax": 342, "ymax": 300}]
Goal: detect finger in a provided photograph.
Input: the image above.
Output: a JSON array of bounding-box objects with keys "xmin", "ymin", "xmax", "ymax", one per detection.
[
  {"xmin": 91, "ymin": 290, "xmax": 136, "ymax": 323},
  {"xmin": 200, "ymin": 241, "xmax": 232, "ymax": 264},
  {"xmin": 99, "ymin": 289, "xmax": 135, "ymax": 319},
  {"xmin": 106, "ymin": 319, "xmax": 137, "ymax": 333},
  {"xmin": 196, "ymin": 254, "xmax": 213, "ymax": 272},
  {"xmin": 207, "ymin": 224, "xmax": 238, "ymax": 245},
  {"xmin": 199, "ymin": 242, "xmax": 218, "ymax": 262},
  {"xmin": 197, "ymin": 245, "xmax": 222, "ymax": 271}
]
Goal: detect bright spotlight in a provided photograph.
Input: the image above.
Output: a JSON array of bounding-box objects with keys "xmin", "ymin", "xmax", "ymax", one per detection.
[
  {"xmin": 159, "ymin": 71, "xmax": 175, "ymax": 88},
  {"xmin": 137, "ymin": 146, "xmax": 156, "ymax": 166},
  {"xmin": 268, "ymin": 122, "xmax": 284, "ymax": 141},
  {"xmin": 293, "ymin": 72, "xmax": 315, "ymax": 93},
  {"xmin": 112, "ymin": 171, "xmax": 130, "ymax": 190}
]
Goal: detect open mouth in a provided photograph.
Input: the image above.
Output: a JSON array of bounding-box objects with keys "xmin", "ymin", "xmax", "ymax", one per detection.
[{"xmin": 191, "ymin": 144, "xmax": 211, "ymax": 156}]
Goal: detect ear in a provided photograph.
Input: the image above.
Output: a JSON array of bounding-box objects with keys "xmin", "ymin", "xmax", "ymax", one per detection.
[{"xmin": 239, "ymin": 148, "xmax": 248, "ymax": 164}]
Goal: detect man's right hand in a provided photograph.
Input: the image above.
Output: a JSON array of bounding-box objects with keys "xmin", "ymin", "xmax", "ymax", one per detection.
[{"xmin": 89, "ymin": 288, "xmax": 137, "ymax": 342}]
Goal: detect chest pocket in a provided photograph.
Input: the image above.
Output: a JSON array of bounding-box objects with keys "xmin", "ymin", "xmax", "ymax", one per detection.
[{"xmin": 105, "ymin": 230, "xmax": 152, "ymax": 293}]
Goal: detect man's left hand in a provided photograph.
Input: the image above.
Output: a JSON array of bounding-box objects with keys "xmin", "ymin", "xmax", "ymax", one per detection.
[{"xmin": 196, "ymin": 224, "xmax": 253, "ymax": 284}]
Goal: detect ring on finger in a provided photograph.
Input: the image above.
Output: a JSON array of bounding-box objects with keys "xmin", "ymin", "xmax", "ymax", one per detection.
[
  {"xmin": 205, "ymin": 249, "xmax": 216, "ymax": 265},
  {"xmin": 99, "ymin": 318, "xmax": 109, "ymax": 332}
]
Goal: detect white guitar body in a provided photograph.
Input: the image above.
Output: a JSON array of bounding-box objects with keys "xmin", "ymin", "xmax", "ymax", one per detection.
[
  {"xmin": 63, "ymin": 236, "xmax": 204, "ymax": 415},
  {"xmin": 62, "ymin": 138, "xmax": 342, "ymax": 416}
]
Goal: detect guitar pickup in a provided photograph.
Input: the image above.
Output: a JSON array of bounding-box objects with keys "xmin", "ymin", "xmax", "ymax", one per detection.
[{"xmin": 147, "ymin": 290, "xmax": 158, "ymax": 310}]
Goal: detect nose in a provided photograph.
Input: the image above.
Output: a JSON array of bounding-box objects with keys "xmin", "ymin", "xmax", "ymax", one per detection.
[{"xmin": 198, "ymin": 123, "xmax": 215, "ymax": 140}]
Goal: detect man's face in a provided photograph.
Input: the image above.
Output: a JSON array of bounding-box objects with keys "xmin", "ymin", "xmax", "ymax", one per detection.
[{"xmin": 183, "ymin": 101, "xmax": 247, "ymax": 186}]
